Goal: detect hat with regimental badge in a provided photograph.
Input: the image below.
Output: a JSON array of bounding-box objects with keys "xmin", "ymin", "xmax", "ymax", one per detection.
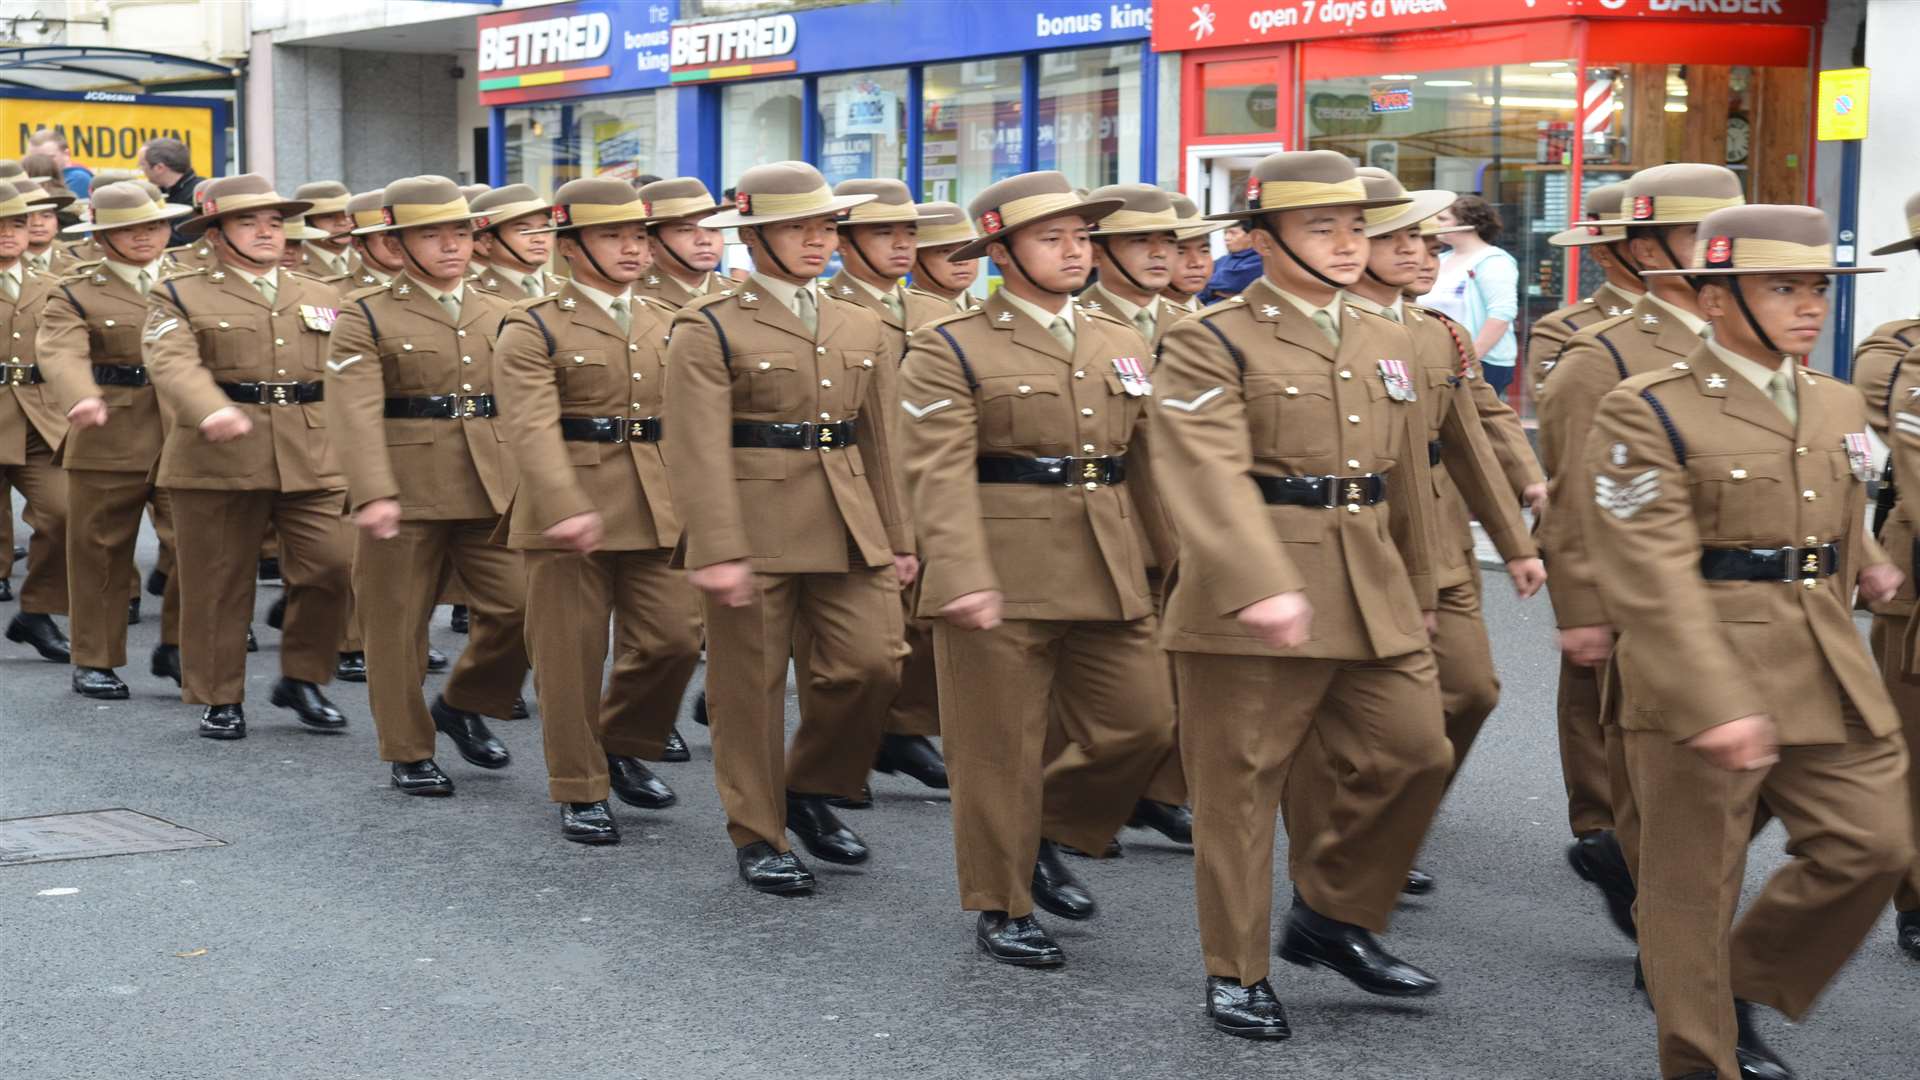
[
  {"xmin": 1205, "ymin": 150, "xmax": 1409, "ymax": 222},
  {"xmin": 60, "ymin": 181, "xmax": 193, "ymax": 234},
  {"xmin": 1642, "ymin": 204, "xmax": 1882, "ymax": 278},
  {"xmin": 913, "ymin": 201, "xmax": 977, "ymax": 250},
  {"xmin": 1570, "ymin": 163, "xmax": 1744, "ymax": 229},
  {"xmin": 949, "ymin": 171, "xmax": 1124, "ymax": 260},
  {"xmin": 469, "ymin": 184, "xmax": 552, "ymax": 232},
  {"xmin": 349, "ymin": 176, "xmax": 488, "ymax": 235},
  {"xmin": 833, "ymin": 178, "xmax": 932, "ymax": 226},
  {"xmin": 1354, "ymin": 168, "xmax": 1455, "ymax": 238},
  {"xmin": 179, "ymin": 174, "xmax": 313, "ymax": 237},
  {"xmin": 1870, "ymin": 191, "xmax": 1920, "ymax": 257},
  {"xmin": 1551, "ymin": 181, "xmax": 1631, "ymax": 247},
  {"xmin": 638, "ymin": 177, "xmax": 727, "ymax": 225},
  {"xmin": 528, "ymin": 177, "xmax": 653, "ymax": 234},
  {"xmin": 699, "ymin": 161, "xmax": 875, "ymax": 229}
]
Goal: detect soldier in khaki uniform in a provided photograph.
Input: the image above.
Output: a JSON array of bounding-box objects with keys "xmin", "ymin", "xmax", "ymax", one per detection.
[
  {"xmin": 664, "ymin": 161, "xmax": 913, "ymax": 895},
  {"xmin": 494, "ymin": 178, "xmax": 702, "ymax": 842},
  {"xmin": 1151, "ymin": 151, "xmax": 1447, "ymax": 1038},
  {"xmin": 1538, "ymin": 164, "xmax": 1746, "ymax": 935},
  {"xmin": 0, "ymin": 181, "xmax": 72, "ymax": 663},
  {"xmin": 898, "ymin": 172, "xmax": 1174, "ymax": 967},
  {"xmin": 36, "ymin": 182, "xmax": 186, "ymax": 699},
  {"xmin": 467, "ymin": 185, "xmax": 560, "ymax": 301},
  {"xmin": 1588, "ymin": 204, "xmax": 1911, "ymax": 1080},
  {"xmin": 292, "ymin": 182, "xmax": 354, "ymax": 278},
  {"xmin": 343, "ymin": 191, "xmax": 402, "ymax": 288},
  {"xmin": 1163, "ymin": 194, "xmax": 1219, "ymax": 313},
  {"xmin": 903, "ymin": 201, "xmax": 980, "ymax": 317},
  {"xmin": 140, "ymin": 174, "xmax": 353, "ymax": 739},
  {"xmin": 19, "ymin": 178, "xmax": 73, "ymax": 275},
  {"xmin": 1529, "ymin": 182, "xmax": 1645, "ymax": 396},
  {"xmin": 326, "ymin": 176, "xmax": 530, "ymax": 795},
  {"xmin": 634, "ymin": 178, "xmax": 726, "ymax": 313}
]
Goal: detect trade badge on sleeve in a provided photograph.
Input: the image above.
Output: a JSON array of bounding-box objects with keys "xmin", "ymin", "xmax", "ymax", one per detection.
[
  {"xmin": 1377, "ymin": 359, "xmax": 1416, "ymax": 403},
  {"xmin": 1845, "ymin": 432, "xmax": 1875, "ymax": 481},
  {"xmin": 298, "ymin": 305, "xmax": 338, "ymax": 332},
  {"xmin": 1112, "ymin": 357, "xmax": 1151, "ymax": 396}
]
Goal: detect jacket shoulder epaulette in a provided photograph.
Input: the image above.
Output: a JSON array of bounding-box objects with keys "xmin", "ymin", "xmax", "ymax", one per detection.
[
  {"xmin": 918, "ymin": 306, "xmax": 984, "ymax": 336},
  {"xmin": 155, "ymin": 265, "xmax": 207, "ymax": 286},
  {"xmin": 678, "ymin": 288, "xmax": 738, "ymax": 318},
  {"xmin": 1614, "ymin": 363, "xmax": 1692, "ymax": 397},
  {"xmin": 342, "ymin": 282, "xmax": 387, "ymax": 303}
]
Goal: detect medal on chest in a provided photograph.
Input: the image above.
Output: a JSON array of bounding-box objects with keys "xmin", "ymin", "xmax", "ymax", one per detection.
[
  {"xmin": 1845, "ymin": 432, "xmax": 1875, "ymax": 482},
  {"xmin": 1111, "ymin": 357, "xmax": 1151, "ymax": 396},
  {"xmin": 298, "ymin": 304, "xmax": 338, "ymax": 333},
  {"xmin": 1377, "ymin": 359, "xmax": 1417, "ymax": 402}
]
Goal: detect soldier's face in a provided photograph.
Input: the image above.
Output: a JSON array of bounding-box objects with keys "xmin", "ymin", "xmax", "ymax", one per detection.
[
  {"xmin": 851, "ymin": 222, "xmax": 918, "ymax": 277},
  {"xmin": 109, "ymin": 220, "xmax": 172, "ymax": 264},
  {"xmin": 752, "ymin": 216, "xmax": 838, "ymax": 281},
  {"xmin": 1258, "ymin": 207, "xmax": 1366, "ymax": 291},
  {"xmin": 0, "ymin": 215, "xmax": 26, "ymax": 259},
  {"xmin": 567, "ymin": 223, "xmax": 649, "ymax": 285},
  {"xmin": 216, "ymin": 211, "xmax": 286, "ymax": 269},
  {"xmin": 1365, "ymin": 224, "xmax": 1424, "ymax": 287},
  {"xmin": 25, "ymin": 209, "xmax": 55, "ymax": 246},
  {"xmin": 1411, "ymin": 238, "xmax": 1443, "ymax": 295},
  {"xmin": 400, "ymin": 222, "xmax": 474, "ymax": 284},
  {"xmin": 915, "ymin": 245, "xmax": 978, "ymax": 293},
  {"xmin": 1701, "ymin": 273, "xmax": 1830, "ymax": 358},
  {"xmin": 307, "ymin": 210, "xmax": 352, "ymax": 249},
  {"xmin": 1168, "ymin": 237, "xmax": 1213, "ymax": 296},
  {"xmin": 1098, "ymin": 232, "xmax": 1174, "ymax": 294},
  {"xmin": 651, "ymin": 220, "xmax": 721, "ymax": 274},
  {"xmin": 494, "ymin": 216, "xmax": 552, "ymax": 267},
  {"xmin": 995, "ymin": 217, "xmax": 1092, "ymax": 295}
]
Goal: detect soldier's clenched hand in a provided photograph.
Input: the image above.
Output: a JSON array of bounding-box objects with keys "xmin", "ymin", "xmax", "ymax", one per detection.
[
  {"xmin": 354, "ymin": 498, "xmax": 402, "ymax": 541},
  {"xmin": 1507, "ymin": 557, "xmax": 1547, "ymax": 599},
  {"xmin": 941, "ymin": 590, "xmax": 1002, "ymax": 631},
  {"xmin": 1685, "ymin": 714, "xmax": 1780, "ymax": 772},
  {"xmin": 66, "ymin": 396, "xmax": 108, "ymax": 429},
  {"xmin": 199, "ymin": 406, "xmax": 253, "ymax": 443},
  {"xmin": 544, "ymin": 511, "xmax": 604, "ymax": 555},
  {"xmin": 691, "ymin": 560, "xmax": 755, "ymax": 608},
  {"xmin": 1558, "ymin": 624, "xmax": 1614, "ymax": 667},
  {"xmin": 1523, "ymin": 482, "xmax": 1548, "ymax": 518},
  {"xmin": 1237, "ymin": 592, "xmax": 1312, "ymax": 650},
  {"xmin": 892, "ymin": 553, "xmax": 920, "ymax": 588},
  {"xmin": 1859, "ymin": 563, "xmax": 1903, "ymax": 606}
]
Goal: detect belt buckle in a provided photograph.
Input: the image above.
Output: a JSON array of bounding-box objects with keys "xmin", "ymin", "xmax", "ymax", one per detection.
[
  {"xmin": 811, "ymin": 421, "xmax": 835, "ymax": 452},
  {"xmin": 2, "ymin": 364, "xmax": 25, "ymax": 387},
  {"xmin": 262, "ymin": 381, "xmax": 298, "ymax": 406},
  {"xmin": 628, "ymin": 417, "xmax": 657, "ymax": 442},
  {"xmin": 1803, "ymin": 544, "xmax": 1828, "ymax": 580},
  {"xmin": 457, "ymin": 393, "xmax": 482, "ymax": 420}
]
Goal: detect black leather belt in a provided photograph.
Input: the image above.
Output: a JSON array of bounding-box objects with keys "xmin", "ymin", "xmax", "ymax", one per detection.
[
  {"xmin": 92, "ymin": 363, "xmax": 148, "ymax": 387},
  {"xmin": 562, "ymin": 416, "xmax": 661, "ymax": 443},
  {"xmin": 976, "ymin": 454, "xmax": 1127, "ymax": 487},
  {"xmin": 1428, "ymin": 439, "xmax": 1443, "ymax": 466},
  {"xmin": 1256, "ymin": 473, "xmax": 1389, "ymax": 509},
  {"xmin": 1699, "ymin": 543, "xmax": 1840, "ymax": 582},
  {"xmin": 384, "ymin": 393, "xmax": 496, "ymax": 420},
  {"xmin": 732, "ymin": 420, "xmax": 856, "ymax": 450},
  {"xmin": 221, "ymin": 380, "xmax": 324, "ymax": 406},
  {"xmin": 0, "ymin": 362, "xmax": 41, "ymax": 386}
]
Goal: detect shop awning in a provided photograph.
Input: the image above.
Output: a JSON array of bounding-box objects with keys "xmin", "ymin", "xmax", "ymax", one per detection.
[{"xmin": 0, "ymin": 46, "xmax": 238, "ymax": 95}]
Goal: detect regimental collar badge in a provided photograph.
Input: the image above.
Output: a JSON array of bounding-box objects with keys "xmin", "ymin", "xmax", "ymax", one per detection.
[
  {"xmin": 839, "ymin": 285, "xmax": 854, "ymax": 296},
  {"xmin": 559, "ymin": 297, "xmax": 577, "ymax": 310},
  {"xmin": 997, "ymin": 310, "xmax": 1013, "ymax": 322},
  {"xmin": 1705, "ymin": 374, "xmax": 1728, "ymax": 389},
  {"xmin": 209, "ymin": 271, "xmax": 226, "ymax": 282},
  {"xmin": 1642, "ymin": 313, "xmax": 1659, "ymax": 325},
  {"xmin": 1610, "ymin": 442, "xmax": 1629, "ymax": 466},
  {"xmin": 646, "ymin": 275, "xmax": 660, "ymax": 285},
  {"xmin": 91, "ymin": 273, "xmax": 105, "ymax": 284},
  {"xmin": 359, "ymin": 274, "xmax": 375, "ymax": 285},
  {"xmin": 1081, "ymin": 300, "xmax": 1101, "ymax": 313},
  {"xmin": 1260, "ymin": 305, "xmax": 1280, "ymax": 317},
  {"xmin": 1606, "ymin": 306, "xmax": 1624, "ymax": 316},
  {"xmin": 394, "ymin": 282, "xmax": 411, "ymax": 296},
  {"xmin": 742, "ymin": 292, "xmax": 759, "ymax": 303},
  {"xmin": 483, "ymin": 278, "xmax": 497, "ymax": 288}
]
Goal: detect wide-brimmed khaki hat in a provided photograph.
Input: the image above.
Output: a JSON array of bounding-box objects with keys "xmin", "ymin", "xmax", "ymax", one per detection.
[
  {"xmin": 1870, "ymin": 191, "xmax": 1920, "ymax": 257},
  {"xmin": 0, "ymin": 160, "xmax": 22, "ymax": 181},
  {"xmin": 529, "ymin": 177, "xmax": 651, "ymax": 234},
  {"xmin": 281, "ymin": 217, "xmax": 327, "ymax": 242},
  {"xmin": 92, "ymin": 167, "xmax": 137, "ymax": 188},
  {"xmin": 351, "ymin": 176, "xmax": 486, "ymax": 236},
  {"xmin": 181, "ymin": 174, "xmax": 313, "ymax": 237},
  {"xmin": 1551, "ymin": 181, "xmax": 1631, "ymax": 248},
  {"xmin": 346, "ymin": 190, "xmax": 386, "ymax": 232},
  {"xmin": 1571, "ymin": 163, "xmax": 1744, "ymax": 229},
  {"xmin": 1420, "ymin": 218, "xmax": 1473, "ymax": 238},
  {"xmin": 459, "ymin": 183, "xmax": 492, "ymax": 203},
  {"xmin": 0, "ymin": 180, "xmax": 43, "ymax": 220},
  {"xmin": 294, "ymin": 181, "xmax": 351, "ymax": 217},
  {"xmin": 914, "ymin": 201, "xmax": 977, "ymax": 250},
  {"xmin": 951, "ymin": 171, "xmax": 1124, "ymax": 260},
  {"xmin": 62, "ymin": 180, "xmax": 192, "ymax": 234},
  {"xmin": 134, "ymin": 180, "xmax": 165, "ymax": 205},
  {"xmin": 1086, "ymin": 184, "xmax": 1184, "ymax": 238},
  {"xmin": 1206, "ymin": 150, "xmax": 1408, "ymax": 222},
  {"xmin": 1170, "ymin": 193, "xmax": 1227, "ymax": 241},
  {"xmin": 638, "ymin": 177, "xmax": 725, "ymax": 225},
  {"xmin": 1642, "ymin": 205, "xmax": 1882, "ymax": 279},
  {"xmin": 700, "ymin": 161, "xmax": 873, "ymax": 229},
  {"xmin": 832, "ymin": 179, "xmax": 928, "ymax": 226},
  {"xmin": 15, "ymin": 177, "xmax": 74, "ymax": 211},
  {"xmin": 470, "ymin": 184, "xmax": 551, "ymax": 231},
  {"xmin": 1354, "ymin": 168, "xmax": 1454, "ymax": 238}
]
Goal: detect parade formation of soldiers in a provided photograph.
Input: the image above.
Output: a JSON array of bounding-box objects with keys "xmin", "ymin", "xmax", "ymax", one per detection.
[{"xmin": 2, "ymin": 132, "xmax": 1918, "ymax": 1079}]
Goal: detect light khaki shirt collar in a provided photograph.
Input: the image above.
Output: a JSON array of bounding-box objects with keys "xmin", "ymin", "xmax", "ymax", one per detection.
[
  {"xmin": 493, "ymin": 264, "xmax": 544, "ymax": 296},
  {"xmin": 0, "ymin": 261, "xmax": 24, "ymax": 292},
  {"xmin": 1342, "ymin": 290, "xmax": 1405, "ymax": 322},
  {"xmin": 1708, "ymin": 339, "xmax": 1797, "ymax": 398},
  {"xmin": 748, "ymin": 272, "xmax": 818, "ymax": 321},
  {"xmin": 1090, "ymin": 283, "xmax": 1147, "ymax": 324},
  {"xmin": 998, "ymin": 286, "xmax": 1075, "ymax": 332},
  {"xmin": 103, "ymin": 257, "xmax": 165, "ymax": 291},
  {"xmin": 1642, "ymin": 292, "xmax": 1709, "ymax": 337},
  {"xmin": 227, "ymin": 263, "xmax": 280, "ymax": 294},
  {"xmin": 305, "ymin": 243, "xmax": 348, "ymax": 276},
  {"xmin": 569, "ymin": 277, "xmax": 634, "ymax": 323},
  {"xmin": 414, "ymin": 277, "xmax": 466, "ymax": 308},
  {"xmin": 848, "ymin": 274, "xmax": 901, "ymax": 306}
]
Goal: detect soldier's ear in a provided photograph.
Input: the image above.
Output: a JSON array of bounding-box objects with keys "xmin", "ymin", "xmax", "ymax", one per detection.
[{"xmin": 1697, "ymin": 281, "xmax": 1731, "ymax": 320}]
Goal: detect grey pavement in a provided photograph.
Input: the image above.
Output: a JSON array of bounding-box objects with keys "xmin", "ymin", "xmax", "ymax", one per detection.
[{"xmin": 1, "ymin": 517, "xmax": 1915, "ymax": 1080}]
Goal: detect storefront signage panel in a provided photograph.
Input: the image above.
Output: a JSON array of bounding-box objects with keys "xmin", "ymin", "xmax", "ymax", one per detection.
[
  {"xmin": 478, "ymin": 0, "xmax": 679, "ymax": 106},
  {"xmin": 1155, "ymin": 0, "xmax": 1825, "ymax": 51},
  {"xmin": 0, "ymin": 91, "xmax": 223, "ymax": 176}
]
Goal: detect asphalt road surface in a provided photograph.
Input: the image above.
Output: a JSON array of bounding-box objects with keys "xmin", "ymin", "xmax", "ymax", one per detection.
[{"xmin": 2, "ymin": 522, "xmax": 1914, "ymax": 1080}]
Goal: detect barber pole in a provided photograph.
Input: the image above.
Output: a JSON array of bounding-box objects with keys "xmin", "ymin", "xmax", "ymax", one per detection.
[{"xmin": 1581, "ymin": 69, "xmax": 1619, "ymax": 155}]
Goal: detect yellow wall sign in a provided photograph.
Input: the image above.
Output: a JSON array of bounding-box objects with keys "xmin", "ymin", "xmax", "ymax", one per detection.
[
  {"xmin": 0, "ymin": 96, "xmax": 218, "ymax": 176},
  {"xmin": 1816, "ymin": 68, "xmax": 1870, "ymax": 142}
]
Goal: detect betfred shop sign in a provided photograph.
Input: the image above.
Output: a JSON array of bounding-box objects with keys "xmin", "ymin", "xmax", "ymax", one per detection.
[{"xmin": 1156, "ymin": 0, "xmax": 1824, "ymax": 51}]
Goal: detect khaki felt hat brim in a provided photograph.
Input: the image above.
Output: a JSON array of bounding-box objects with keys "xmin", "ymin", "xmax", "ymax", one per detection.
[
  {"xmin": 1871, "ymin": 236, "xmax": 1920, "ymax": 257},
  {"xmin": 1642, "ymin": 265, "xmax": 1883, "ymax": 278},
  {"xmin": 1549, "ymin": 223, "xmax": 1628, "ymax": 248},
  {"xmin": 699, "ymin": 192, "xmax": 877, "ymax": 230},
  {"xmin": 61, "ymin": 202, "xmax": 193, "ymax": 234},
  {"xmin": 351, "ymin": 204, "xmax": 491, "ymax": 236},
  {"xmin": 949, "ymin": 196, "xmax": 1126, "ymax": 261},
  {"xmin": 181, "ymin": 198, "xmax": 316, "ymax": 238},
  {"xmin": 1363, "ymin": 189, "xmax": 1456, "ymax": 239},
  {"xmin": 1177, "ymin": 221, "xmax": 1230, "ymax": 241}
]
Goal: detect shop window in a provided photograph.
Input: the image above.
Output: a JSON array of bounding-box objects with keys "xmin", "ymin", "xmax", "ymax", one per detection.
[
  {"xmin": 1586, "ymin": 63, "xmax": 1809, "ymax": 206},
  {"xmin": 722, "ymin": 78, "xmax": 804, "ymax": 184},
  {"xmin": 817, "ymin": 70, "xmax": 909, "ymax": 186},
  {"xmin": 1199, "ymin": 57, "xmax": 1279, "ymax": 137},
  {"xmin": 503, "ymin": 91, "xmax": 677, "ymax": 194},
  {"xmin": 921, "ymin": 58, "xmax": 1022, "ymax": 204},
  {"xmin": 1035, "ymin": 44, "xmax": 1143, "ymax": 190}
]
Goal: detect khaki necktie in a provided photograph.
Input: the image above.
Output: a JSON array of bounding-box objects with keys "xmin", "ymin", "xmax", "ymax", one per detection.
[
  {"xmin": 1377, "ymin": 305, "xmax": 1401, "ymax": 324},
  {"xmin": 253, "ymin": 275, "xmax": 276, "ymax": 306},
  {"xmin": 882, "ymin": 289, "xmax": 905, "ymax": 325},
  {"xmin": 795, "ymin": 288, "xmax": 818, "ymax": 335},
  {"xmin": 1, "ymin": 272, "xmax": 17, "ymax": 301},
  {"xmin": 1768, "ymin": 369, "xmax": 1799, "ymax": 425},
  {"xmin": 1132, "ymin": 307, "xmax": 1156, "ymax": 342},
  {"xmin": 1311, "ymin": 308, "xmax": 1340, "ymax": 345},
  {"xmin": 523, "ymin": 273, "xmax": 544, "ymax": 299},
  {"xmin": 438, "ymin": 291, "xmax": 461, "ymax": 323},
  {"xmin": 1048, "ymin": 314, "xmax": 1076, "ymax": 353},
  {"xmin": 609, "ymin": 296, "xmax": 632, "ymax": 334},
  {"xmin": 135, "ymin": 269, "xmax": 152, "ymax": 296}
]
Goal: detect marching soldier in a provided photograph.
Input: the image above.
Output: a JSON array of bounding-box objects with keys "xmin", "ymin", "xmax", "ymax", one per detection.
[
  {"xmin": 467, "ymin": 185, "xmax": 559, "ymax": 300},
  {"xmin": 344, "ymin": 191, "xmax": 402, "ymax": 287},
  {"xmin": 634, "ymin": 177, "xmax": 726, "ymax": 312},
  {"xmin": 292, "ymin": 182, "xmax": 354, "ymax": 278},
  {"xmin": 1589, "ymin": 203, "xmax": 1911, "ymax": 1080},
  {"xmin": 1537, "ymin": 163, "xmax": 1745, "ymax": 936},
  {"xmin": 664, "ymin": 161, "xmax": 913, "ymax": 895},
  {"xmin": 1164, "ymin": 194, "xmax": 1220, "ymax": 313},
  {"xmin": 1151, "ymin": 150, "xmax": 1447, "ymax": 1037},
  {"xmin": 898, "ymin": 171, "xmax": 1175, "ymax": 966},
  {"xmin": 36, "ymin": 181, "xmax": 185, "ymax": 699},
  {"xmin": 141, "ymin": 174, "xmax": 354, "ymax": 739},
  {"xmin": 903, "ymin": 201, "xmax": 980, "ymax": 316},
  {"xmin": 19, "ymin": 178, "xmax": 74, "ymax": 275},
  {"xmin": 494, "ymin": 178, "xmax": 702, "ymax": 840},
  {"xmin": 1530, "ymin": 181, "xmax": 1644, "ymax": 395},
  {"xmin": 326, "ymin": 176, "xmax": 530, "ymax": 794},
  {"xmin": 0, "ymin": 180, "xmax": 71, "ymax": 663}
]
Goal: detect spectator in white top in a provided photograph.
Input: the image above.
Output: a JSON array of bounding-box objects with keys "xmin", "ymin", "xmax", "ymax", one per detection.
[{"xmin": 1419, "ymin": 194, "xmax": 1520, "ymax": 400}]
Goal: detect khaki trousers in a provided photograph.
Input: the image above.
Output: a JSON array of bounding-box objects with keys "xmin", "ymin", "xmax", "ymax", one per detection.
[
  {"xmin": 66, "ymin": 469, "xmax": 180, "ymax": 669},
  {"xmin": 1, "ymin": 428, "xmax": 67, "ymax": 614},
  {"xmin": 1869, "ymin": 614, "xmax": 1920, "ymax": 912},
  {"xmin": 1626, "ymin": 723, "xmax": 1911, "ymax": 1079},
  {"xmin": 936, "ymin": 616, "xmax": 1173, "ymax": 917},
  {"xmin": 1181, "ymin": 648, "xmax": 1450, "ymax": 985},
  {"xmin": 786, "ymin": 579, "xmax": 934, "ymax": 793},
  {"xmin": 527, "ymin": 548, "xmax": 701, "ymax": 802},
  {"xmin": 171, "ymin": 489, "xmax": 349, "ymax": 704},
  {"xmin": 1560, "ymin": 656, "xmax": 1614, "ymax": 836},
  {"xmin": 704, "ymin": 567, "xmax": 903, "ymax": 849},
  {"xmin": 354, "ymin": 519, "xmax": 527, "ymax": 763}
]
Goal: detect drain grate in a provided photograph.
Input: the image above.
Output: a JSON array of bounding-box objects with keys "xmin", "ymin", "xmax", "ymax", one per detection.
[{"xmin": 0, "ymin": 808, "xmax": 225, "ymax": 866}]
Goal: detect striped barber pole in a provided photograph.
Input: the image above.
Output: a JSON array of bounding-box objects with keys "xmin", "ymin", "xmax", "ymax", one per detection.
[{"xmin": 1581, "ymin": 69, "xmax": 1620, "ymax": 144}]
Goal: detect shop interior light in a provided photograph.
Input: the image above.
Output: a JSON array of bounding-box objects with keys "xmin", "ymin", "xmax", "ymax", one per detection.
[
  {"xmin": 1664, "ymin": 101, "xmax": 1689, "ymax": 113},
  {"xmin": 1530, "ymin": 61, "xmax": 1569, "ymax": 69},
  {"xmin": 1480, "ymin": 95, "xmax": 1576, "ymax": 109},
  {"xmin": 1379, "ymin": 74, "xmax": 1419, "ymax": 81},
  {"xmin": 1425, "ymin": 79, "xmax": 1473, "ymax": 87},
  {"xmin": 1550, "ymin": 71, "xmax": 1575, "ymax": 80}
]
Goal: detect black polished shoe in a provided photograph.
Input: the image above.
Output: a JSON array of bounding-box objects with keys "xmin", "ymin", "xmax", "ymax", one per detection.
[
  {"xmin": 448, "ymin": 604, "xmax": 469, "ymax": 634},
  {"xmin": 786, "ymin": 791, "xmax": 869, "ymax": 864},
  {"xmin": 736, "ymin": 840, "xmax": 814, "ymax": 894},
  {"xmin": 692, "ymin": 688, "xmax": 708, "ymax": 726},
  {"xmin": 334, "ymin": 651, "xmax": 366, "ymax": 682},
  {"xmin": 661, "ymin": 726, "xmax": 690, "ymax": 762},
  {"xmin": 1403, "ymin": 868, "xmax": 1436, "ymax": 896},
  {"xmin": 826, "ymin": 785, "xmax": 872, "ymax": 810},
  {"xmin": 1128, "ymin": 798, "xmax": 1194, "ymax": 845},
  {"xmin": 1061, "ymin": 839, "xmax": 1124, "ymax": 859},
  {"xmin": 1278, "ymin": 897, "xmax": 1440, "ymax": 997},
  {"xmin": 1734, "ymin": 1000, "xmax": 1796, "ymax": 1080},
  {"xmin": 269, "ymin": 678, "xmax": 347, "ymax": 730},
  {"xmin": 1206, "ymin": 976, "xmax": 1292, "ymax": 1040},
  {"xmin": 976, "ymin": 911, "xmax": 1065, "ymax": 968},
  {"xmin": 509, "ymin": 696, "xmax": 528, "ymax": 720},
  {"xmin": 1033, "ymin": 839, "xmax": 1096, "ymax": 920},
  {"xmin": 73, "ymin": 666, "xmax": 129, "ymax": 700},
  {"xmin": 0, "ymin": 578, "xmax": 12, "ymax": 602},
  {"xmin": 561, "ymin": 801, "xmax": 619, "ymax": 844},
  {"xmin": 257, "ymin": 556, "xmax": 280, "ymax": 582},
  {"xmin": 127, "ymin": 597, "xmax": 141, "ymax": 625},
  {"xmin": 198, "ymin": 703, "xmax": 245, "ymax": 740},
  {"xmin": 608, "ymin": 755, "xmax": 675, "ymax": 809},
  {"xmin": 426, "ymin": 646, "xmax": 448, "ymax": 673},
  {"xmin": 431, "ymin": 696, "xmax": 510, "ymax": 769},
  {"xmin": 245, "ymin": 627, "xmax": 258, "ymax": 653},
  {"xmin": 145, "ymin": 568, "xmax": 167, "ymax": 597},
  {"xmin": 874, "ymin": 733, "xmax": 949, "ymax": 789},
  {"xmin": 150, "ymin": 643, "xmax": 181, "ymax": 686},
  {"xmin": 1567, "ymin": 829, "xmax": 1638, "ymax": 940},
  {"xmin": 9, "ymin": 543, "xmax": 21, "ymax": 559},
  {"xmin": 265, "ymin": 593, "xmax": 287, "ymax": 631},
  {"xmin": 391, "ymin": 759, "xmax": 453, "ymax": 796},
  {"xmin": 1899, "ymin": 911, "xmax": 1920, "ymax": 960},
  {"xmin": 6, "ymin": 612, "xmax": 69, "ymax": 662}
]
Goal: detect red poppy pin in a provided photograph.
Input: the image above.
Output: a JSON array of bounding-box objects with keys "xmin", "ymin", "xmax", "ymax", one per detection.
[
  {"xmin": 980, "ymin": 209, "xmax": 1003, "ymax": 234},
  {"xmin": 1704, "ymin": 235, "xmax": 1733, "ymax": 267},
  {"xmin": 1631, "ymin": 195, "xmax": 1654, "ymax": 221},
  {"xmin": 735, "ymin": 191, "xmax": 752, "ymax": 214}
]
